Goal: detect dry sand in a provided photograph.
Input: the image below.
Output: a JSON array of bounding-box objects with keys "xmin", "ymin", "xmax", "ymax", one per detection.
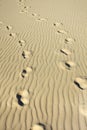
[{"xmin": 0, "ymin": 0, "xmax": 87, "ymax": 130}]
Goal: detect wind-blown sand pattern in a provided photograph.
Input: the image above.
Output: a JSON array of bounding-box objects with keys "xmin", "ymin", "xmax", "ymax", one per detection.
[{"xmin": 0, "ymin": 0, "xmax": 87, "ymax": 130}]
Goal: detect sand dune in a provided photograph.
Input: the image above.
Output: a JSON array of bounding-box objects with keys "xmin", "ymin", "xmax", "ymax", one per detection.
[{"xmin": 0, "ymin": 0, "xmax": 87, "ymax": 130}]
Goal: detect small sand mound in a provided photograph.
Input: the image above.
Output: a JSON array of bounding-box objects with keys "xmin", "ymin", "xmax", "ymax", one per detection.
[
  {"xmin": 26, "ymin": 67, "xmax": 33, "ymax": 72},
  {"xmin": 17, "ymin": 89, "xmax": 29, "ymax": 98},
  {"xmin": 74, "ymin": 77, "xmax": 87, "ymax": 89}
]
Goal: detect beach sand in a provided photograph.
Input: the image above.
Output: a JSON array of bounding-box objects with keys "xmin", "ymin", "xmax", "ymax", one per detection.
[{"xmin": 0, "ymin": 0, "xmax": 87, "ymax": 130}]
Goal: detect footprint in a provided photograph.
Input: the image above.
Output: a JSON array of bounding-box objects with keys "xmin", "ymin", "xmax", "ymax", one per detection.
[
  {"xmin": 74, "ymin": 77, "xmax": 87, "ymax": 90},
  {"xmin": 22, "ymin": 50, "xmax": 32, "ymax": 59},
  {"xmin": 30, "ymin": 123, "xmax": 46, "ymax": 130},
  {"xmin": 19, "ymin": 10, "xmax": 25, "ymax": 13},
  {"xmin": 6, "ymin": 25, "xmax": 12, "ymax": 30},
  {"xmin": 37, "ymin": 18, "xmax": 48, "ymax": 22},
  {"xmin": 9, "ymin": 33, "xmax": 16, "ymax": 37},
  {"xmin": 65, "ymin": 38, "xmax": 75, "ymax": 44},
  {"xmin": 16, "ymin": 89, "xmax": 29, "ymax": 106},
  {"xmin": 53, "ymin": 22, "xmax": 63, "ymax": 27},
  {"xmin": 57, "ymin": 29, "xmax": 67, "ymax": 34},
  {"xmin": 21, "ymin": 67, "xmax": 33, "ymax": 78},
  {"xmin": 32, "ymin": 13, "xmax": 37, "ymax": 16},
  {"xmin": 30, "ymin": 123, "xmax": 52, "ymax": 130},
  {"xmin": 60, "ymin": 49, "xmax": 71, "ymax": 55},
  {"xmin": 65, "ymin": 61, "xmax": 75, "ymax": 68},
  {"xmin": 23, "ymin": 6, "xmax": 28, "ymax": 9},
  {"xmin": 59, "ymin": 61, "xmax": 75, "ymax": 70},
  {"xmin": 19, "ymin": 40, "xmax": 25, "ymax": 46},
  {"xmin": 22, "ymin": 6, "xmax": 29, "ymax": 12}
]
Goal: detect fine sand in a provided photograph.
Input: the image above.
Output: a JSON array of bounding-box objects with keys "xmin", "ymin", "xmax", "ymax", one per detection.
[{"xmin": 0, "ymin": 0, "xmax": 87, "ymax": 130}]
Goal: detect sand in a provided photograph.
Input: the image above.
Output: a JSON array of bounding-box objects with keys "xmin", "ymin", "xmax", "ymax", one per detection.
[{"xmin": 0, "ymin": 0, "xmax": 87, "ymax": 130}]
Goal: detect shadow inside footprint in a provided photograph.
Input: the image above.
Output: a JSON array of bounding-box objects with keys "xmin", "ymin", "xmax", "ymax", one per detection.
[
  {"xmin": 74, "ymin": 81, "xmax": 83, "ymax": 90},
  {"xmin": 16, "ymin": 89, "xmax": 29, "ymax": 106},
  {"xmin": 65, "ymin": 62, "xmax": 71, "ymax": 68},
  {"xmin": 57, "ymin": 29, "xmax": 67, "ymax": 34},
  {"xmin": 19, "ymin": 40, "xmax": 25, "ymax": 46},
  {"xmin": 65, "ymin": 61, "xmax": 75, "ymax": 70},
  {"xmin": 37, "ymin": 123, "xmax": 46, "ymax": 130},
  {"xmin": 22, "ymin": 52, "xmax": 26, "ymax": 59},
  {"xmin": 74, "ymin": 77, "xmax": 87, "ymax": 90},
  {"xmin": 6, "ymin": 25, "xmax": 12, "ymax": 30},
  {"xmin": 21, "ymin": 69, "xmax": 27, "ymax": 78},
  {"xmin": 9, "ymin": 33, "xmax": 16, "ymax": 37},
  {"xmin": 16, "ymin": 94, "xmax": 24, "ymax": 106},
  {"xmin": 22, "ymin": 69, "xmax": 27, "ymax": 74},
  {"xmin": 21, "ymin": 67, "xmax": 33, "ymax": 78},
  {"xmin": 65, "ymin": 38, "xmax": 75, "ymax": 44},
  {"xmin": 60, "ymin": 49, "xmax": 71, "ymax": 55}
]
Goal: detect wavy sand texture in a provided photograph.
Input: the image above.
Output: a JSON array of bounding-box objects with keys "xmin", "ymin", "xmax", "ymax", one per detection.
[{"xmin": 0, "ymin": 0, "xmax": 87, "ymax": 130}]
